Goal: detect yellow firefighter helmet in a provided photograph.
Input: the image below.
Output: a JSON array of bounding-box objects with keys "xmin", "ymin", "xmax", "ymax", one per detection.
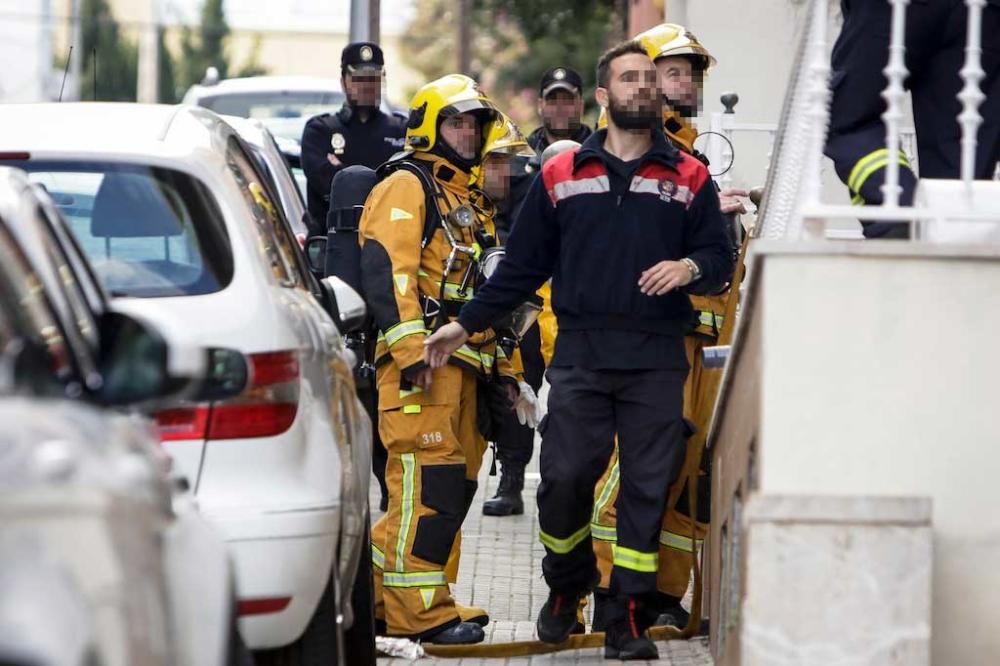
[
  {"xmin": 635, "ymin": 23, "xmax": 716, "ymax": 70},
  {"xmin": 405, "ymin": 74, "xmax": 499, "ymax": 152},
  {"xmin": 481, "ymin": 112, "xmax": 534, "ymax": 157},
  {"xmin": 469, "ymin": 113, "xmax": 533, "ymax": 192}
]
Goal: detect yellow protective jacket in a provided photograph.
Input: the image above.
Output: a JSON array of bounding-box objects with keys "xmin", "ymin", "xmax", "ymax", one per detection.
[
  {"xmin": 664, "ymin": 112, "xmax": 731, "ymax": 340},
  {"xmin": 359, "ymin": 152, "xmax": 517, "ymax": 382}
]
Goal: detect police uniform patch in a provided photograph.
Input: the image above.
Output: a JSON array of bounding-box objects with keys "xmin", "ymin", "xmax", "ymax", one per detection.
[
  {"xmin": 331, "ymin": 132, "xmax": 347, "ymax": 155},
  {"xmin": 360, "ymin": 45, "xmax": 373, "ymax": 62}
]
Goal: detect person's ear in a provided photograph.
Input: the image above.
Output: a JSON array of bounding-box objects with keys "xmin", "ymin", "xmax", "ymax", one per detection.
[{"xmin": 595, "ymin": 87, "xmax": 609, "ymax": 110}]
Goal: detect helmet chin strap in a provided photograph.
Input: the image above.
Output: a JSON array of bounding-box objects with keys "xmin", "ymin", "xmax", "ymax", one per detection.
[{"xmin": 664, "ymin": 95, "xmax": 696, "ymax": 120}]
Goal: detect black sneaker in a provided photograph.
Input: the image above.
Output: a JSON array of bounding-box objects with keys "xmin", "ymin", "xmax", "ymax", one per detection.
[
  {"xmin": 604, "ymin": 599, "xmax": 659, "ymax": 660},
  {"xmin": 604, "ymin": 630, "xmax": 659, "ymax": 660},
  {"xmin": 423, "ymin": 621, "xmax": 486, "ymax": 644},
  {"xmin": 536, "ymin": 591, "xmax": 584, "ymax": 643}
]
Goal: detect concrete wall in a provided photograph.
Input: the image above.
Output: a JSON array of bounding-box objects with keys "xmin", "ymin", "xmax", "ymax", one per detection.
[{"xmin": 710, "ymin": 242, "xmax": 1000, "ymax": 665}]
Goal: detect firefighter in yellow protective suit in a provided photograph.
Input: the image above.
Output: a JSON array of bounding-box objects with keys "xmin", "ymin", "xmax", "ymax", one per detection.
[
  {"xmin": 589, "ymin": 24, "xmax": 745, "ymax": 632},
  {"xmin": 361, "ymin": 74, "xmax": 520, "ymax": 644},
  {"xmin": 437, "ymin": 110, "xmax": 544, "ymax": 610}
]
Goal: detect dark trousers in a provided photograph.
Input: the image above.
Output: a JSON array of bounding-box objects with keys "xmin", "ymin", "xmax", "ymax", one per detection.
[
  {"xmin": 825, "ymin": 0, "xmax": 1000, "ymax": 237},
  {"xmin": 358, "ymin": 379, "xmax": 388, "ymax": 503},
  {"xmin": 537, "ymin": 366, "xmax": 688, "ymax": 599},
  {"xmin": 494, "ymin": 323, "xmax": 545, "ymax": 469}
]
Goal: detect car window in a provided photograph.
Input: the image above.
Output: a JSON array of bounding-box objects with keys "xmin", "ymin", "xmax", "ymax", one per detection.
[
  {"xmin": 246, "ymin": 143, "xmax": 308, "ymax": 237},
  {"xmin": 225, "ymin": 137, "xmax": 307, "ymax": 287},
  {"xmin": 197, "ymin": 91, "xmax": 345, "ymax": 143},
  {"xmin": 36, "ymin": 191, "xmax": 108, "ymax": 316},
  {"xmin": 9, "ymin": 161, "xmax": 235, "ymax": 299}
]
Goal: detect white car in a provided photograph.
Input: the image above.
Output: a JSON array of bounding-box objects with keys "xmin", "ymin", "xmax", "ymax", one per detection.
[
  {"xmin": 181, "ymin": 75, "xmax": 347, "ymax": 147},
  {"xmin": 0, "ymin": 166, "xmax": 250, "ymax": 666},
  {"xmin": 221, "ymin": 114, "xmax": 313, "ymax": 241},
  {"xmin": 0, "ymin": 104, "xmax": 375, "ymax": 664}
]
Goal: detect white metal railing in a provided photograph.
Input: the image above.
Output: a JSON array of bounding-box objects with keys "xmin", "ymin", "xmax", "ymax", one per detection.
[{"xmin": 751, "ymin": 0, "xmax": 999, "ymax": 241}]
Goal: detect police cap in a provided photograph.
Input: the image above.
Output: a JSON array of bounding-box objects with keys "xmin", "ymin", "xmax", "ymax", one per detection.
[
  {"xmin": 342, "ymin": 42, "xmax": 385, "ymax": 75},
  {"xmin": 539, "ymin": 66, "xmax": 583, "ymax": 98}
]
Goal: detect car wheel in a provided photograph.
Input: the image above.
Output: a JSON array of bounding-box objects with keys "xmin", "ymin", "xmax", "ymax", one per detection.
[
  {"xmin": 254, "ymin": 574, "xmax": 341, "ymax": 666},
  {"xmin": 343, "ymin": 509, "xmax": 376, "ymax": 666}
]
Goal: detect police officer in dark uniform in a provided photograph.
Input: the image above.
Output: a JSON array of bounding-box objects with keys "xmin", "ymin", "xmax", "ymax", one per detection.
[
  {"xmin": 825, "ymin": 0, "xmax": 1000, "ymax": 239},
  {"xmin": 527, "ymin": 66, "xmax": 594, "ymax": 155},
  {"xmin": 301, "ymin": 42, "xmax": 408, "ymax": 236},
  {"xmin": 301, "ymin": 41, "xmax": 407, "ymax": 511}
]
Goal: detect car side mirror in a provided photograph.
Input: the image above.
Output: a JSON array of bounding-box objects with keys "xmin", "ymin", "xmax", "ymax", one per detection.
[
  {"xmin": 4, "ymin": 338, "xmax": 65, "ymax": 397},
  {"xmin": 94, "ymin": 312, "xmax": 249, "ymax": 406},
  {"xmin": 95, "ymin": 311, "xmax": 171, "ymax": 406},
  {"xmin": 190, "ymin": 347, "xmax": 249, "ymax": 402},
  {"xmin": 304, "ymin": 235, "xmax": 327, "ymax": 276},
  {"xmin": 320, "ymin": 275, "xmax": 367, "ymax": 333}
]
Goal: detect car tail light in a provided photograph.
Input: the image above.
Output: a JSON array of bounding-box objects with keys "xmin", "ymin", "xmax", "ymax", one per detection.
[
  {"xmin": 238, "ymin": 597, "xmax": 292, "ymax": 616},
  {"xmin": 155, "ymin": 350, "xmax": 300, "ymax": 442},
  {"xmin": 156, "ymin": 406, "xmax": 210, "ymax": 441},
  {"xmin": 0, "ymin": 152, "xmax": 30, "ymax": 160}
]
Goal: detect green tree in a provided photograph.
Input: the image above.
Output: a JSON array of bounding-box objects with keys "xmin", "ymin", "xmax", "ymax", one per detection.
[
  {"xmin": 178, "ymin": 0, "xmax": 231, "ymax": 89},
  {"xmin": 402, "ymin": 0, "xmax": 624, "ymax": 125},
  {"xmin": 480, "ymin": 0, "xmax": 624, "ymax": 94},
  {"xmin": 79, "ymin": 0, "xmax": 138, "ymax": 101}
]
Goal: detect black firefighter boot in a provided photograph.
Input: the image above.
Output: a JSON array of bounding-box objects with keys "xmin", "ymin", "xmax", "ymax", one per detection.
[{"xmin": 482, "ymin": 463, "xmax": 525, "ymax": 516}]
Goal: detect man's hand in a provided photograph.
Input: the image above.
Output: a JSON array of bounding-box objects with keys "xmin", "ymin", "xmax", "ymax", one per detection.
[
  {"xmin": 409, "ymin": 366, "xmax": 434, "ymax": 390},
  {"xmin": 424, "ymin": 322, "xmax": 470, "ymax": 368},
  {"xmin": 639, "ymin": 260, "xmax": 693, "ymax": 296},
  {"xmin": 719, "ymin": 188, "xmax": 749, "ymax": 215},
  {"xmin": 326, "ymin": 153, "xmax": 342, "ymax": 167}
]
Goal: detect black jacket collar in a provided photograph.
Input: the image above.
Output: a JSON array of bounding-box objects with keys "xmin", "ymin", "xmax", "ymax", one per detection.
[
  {"xmin": 528, "ymin": 124, "xmax": 593, "ymax": 152},
  {"xmin": 572, "ymin": 127, "xmax": 681, "ymax": 174},
  {"xmin": 337, "ymin": 104, "xmax": 383, "ymax": 126}
]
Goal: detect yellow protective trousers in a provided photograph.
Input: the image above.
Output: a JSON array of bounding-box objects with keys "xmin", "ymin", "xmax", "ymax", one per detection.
[{"xmin": 371, "ymin": 362, "xmax": 486, "ymax": 638}]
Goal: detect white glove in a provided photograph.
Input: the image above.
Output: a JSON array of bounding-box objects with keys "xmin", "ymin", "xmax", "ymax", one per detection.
[{"xmin": 514, "ymin": 381, "xmax": 544, "ymax": 429}]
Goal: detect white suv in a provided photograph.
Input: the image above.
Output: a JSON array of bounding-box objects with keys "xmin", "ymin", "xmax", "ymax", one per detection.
[{"xmin": 0, "ymin": 104, "xmax": 375, "ymax": 664}]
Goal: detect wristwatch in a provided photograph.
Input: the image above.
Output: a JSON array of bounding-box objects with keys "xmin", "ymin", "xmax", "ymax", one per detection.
[{"xmin": 681, "ymin": 257, "xmax": 702, "ymax": 282}]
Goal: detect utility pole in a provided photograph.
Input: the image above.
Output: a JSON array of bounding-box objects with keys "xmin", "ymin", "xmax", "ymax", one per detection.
[
  {"xmin": 351, "ymin": 0, "xmax": 381, "ymax": 43},
  {"xmin": 136, "ymin": 0, "xmax": 159, "ymax": 103},
  {"xmin": 69, "ymin": 0, "xmax": 83, "ymax": 100},
  {"xmin": 458, "ymin": 0, "xmax": 472, "ymax": 74}
]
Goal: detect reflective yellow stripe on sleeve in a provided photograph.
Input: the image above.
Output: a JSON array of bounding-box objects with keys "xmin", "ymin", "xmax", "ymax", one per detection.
[
  {"xmin": 384, "ymin": 319, "xmax": 429, "ymax": 348},
  {"xmin": 372, "ymin": 544, "xmax": 386, "ymax": 570},
  {"xmin": 455, "ymin": 344, "xmax": 494, "ymax": 370},
  {"xmin": 612, "ymin": 545, "xmax": 658, "ymax": 573}
]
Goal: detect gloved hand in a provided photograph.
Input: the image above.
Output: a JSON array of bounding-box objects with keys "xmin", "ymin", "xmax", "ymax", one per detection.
[{"xmin": 514, "ymin": 381, "xmax": 544, "ymax": 429}]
